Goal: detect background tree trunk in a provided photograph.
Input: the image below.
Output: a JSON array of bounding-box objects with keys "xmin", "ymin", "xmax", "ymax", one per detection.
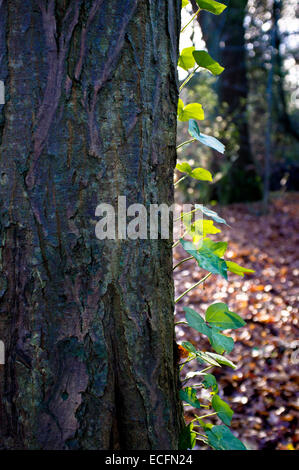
[
  {"xmin": 191, "ymin": 0, "xmax": 262, "ymax": 203},
  {"xmin": 0, "ymin": 0, "xmax": 183, "ymax": 450}
]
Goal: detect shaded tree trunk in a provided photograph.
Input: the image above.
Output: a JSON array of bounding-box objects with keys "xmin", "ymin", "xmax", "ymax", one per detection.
[
  {"xmin": 0, "ymin": 0, "xmax": 183, "ymax": 450},
  {"xmin": 273, "ymin": 0, "xmax": 299, "ymax": 142},
  {"xmin": 191, "ymin": 0, "xmax": 262, "ymax": 202}
]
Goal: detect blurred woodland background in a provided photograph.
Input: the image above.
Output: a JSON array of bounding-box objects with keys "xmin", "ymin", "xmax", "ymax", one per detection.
[{"xmin": 175, "ymin": 0, "xmax": 299, "ymax": 450}]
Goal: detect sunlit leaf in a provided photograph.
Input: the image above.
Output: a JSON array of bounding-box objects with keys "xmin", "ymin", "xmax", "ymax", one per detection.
[
  {"xmin": 196, "ymin": 350, "xmax": 221, "ymax": 367},
  {"xmin": 191, "ymin": 168, "xmax": 212, "ymax": 181},
  {"xmin": 204, "ymin": 352, "xmax": 237, "ymax": 369},
  {"xmin": 226, "ymin": 261, "xmax": 255, "ymax": 277},
  {"xmin": 182, "ymin": 219, "xmax": 221, "ymax": 244},
  {"xmin": 193, "ymin": 50, "xmax": 224, "ymax": 75},
  {"xmin": 206, "ymin": 425, "xmax": 247, "ymax": 450},
  {"xmin": 181, "ymin": 239, "xmax": 227, "ymax": 278},
  {"xmin": 212, "ymin": 395, "xmax": 233, "ymax": 425},
  {"xmin": 178, "ymin": 46, "xmax": 196, "ymax": 71},
  {"xmin": 195, "ymin": 0, "xmax": 227, "ymax": 15},
  {"xmin": 189, "ymin": 119, "xmax": 225, "ymax": 153},
  {"xmin": 178, "ymin": 98, "xmax": 184, "ymax": 114},
  {"xmin": 176, "ymin": 161, "xmax": 192, "ymax": 174},
  {"xmin": 179, "ymin": 387, "xmax": 201, "ymax": 408},
  {"xmin": 176, "ymin": 161, "xmax": 212, "ymax": 181},
  {"xmin": 178, "ymin": 100, "xmax": 204, "ymax": 121},
  {"xmin": 205, "ymin": 303, "xmax": 246, "ymax": 330},
  {"xmin": 184, "ymin": 307, "xmax": 234, "ymax": 354},
  {"xmin": 194, "ymin": 204, "xmax": 228, "ymax": 226},
  {"xmin": 201, "ymin": 237, "xmax": 228, "ymax": 257}
]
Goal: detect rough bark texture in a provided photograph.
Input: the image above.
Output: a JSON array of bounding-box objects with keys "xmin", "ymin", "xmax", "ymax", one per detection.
[{"xmin": 0, "ymin": 0, "xmax": 183, "ymax": 449}]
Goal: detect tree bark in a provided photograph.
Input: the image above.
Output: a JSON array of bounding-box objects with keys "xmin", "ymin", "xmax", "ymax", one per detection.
[{"xmin": 0, "ymin": 0, "xmax": 183, "ymax": 450}]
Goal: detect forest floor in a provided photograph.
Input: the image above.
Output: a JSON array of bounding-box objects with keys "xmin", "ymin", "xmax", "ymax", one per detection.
[{"xmin": 174, "ymin": 192, "xmax": 299, "ymax": 450}]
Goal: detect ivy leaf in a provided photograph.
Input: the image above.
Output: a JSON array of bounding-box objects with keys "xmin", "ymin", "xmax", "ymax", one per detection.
[
  {"xmin": 209, "ymin": 330, "xmax": 234, "ymax": 354},
  {"xmin": 178, "ymin": 100, "xmax": 204, "ymax": 121},
  {"xmin": 206, "ymin": 425, "xmax": 247, "ymax": 450},
  {"xmin": 179, "ymin": 387, "xmax": 201, "ymax": 409},
  {"xmin": 201, "ymin": 237, "xmax": 228, "ymax": 257},
  {"xmin": 202, "ymin": 373, "xmax": 218, "ymax": 393},
  {"xmin": 184, "ymin": 307, "xmax": 234, "ymax": 354},
  {"xmin": 191, "ymin": 168, "xmax": 212, "ymax": 181},
  {"xmin": 196, "ymin": 350, "xmax": 221, "ymax": 367},
  {"xmin": 212, "ymin": 395, "xmax": 233, "ymax": 425},
  {"xmin": 182, "ymin": 0, "xmax": 189, "ymax": 7},
  {"xmin": 188, "ymin": 119, "xmax": 225, "ymax": 153},
  {"xmin": 194, "ymin": 204, "xmax": 228, "ymax": 226},
  {"xmin": 195, "ymin": 132, "xmax": 225, "ymax": 153},
  {"xmin": 176, "ymin": 161, "xmax": 212, "ymax": 181},
  {"xmin": 181, "ymin": 239, "xmax": 227, "ymax": 278},
  {"xmin": 226, "ymin": 261, "xmax": 255, "ymax": 277},
  {"xmin": 193, "ymin": 50, "xmax": 224, "ymax": 75},
  {"xmin": 204, "ymin": 352, "xmax": 237, "ymax": 369},
  {"xmin": 182, "ymin": 341, "xmax": 197, "ymax": 354},
  {"xmin": 179, "ymin": 423, "xmax": 196, "ymax": 450},
  {"xmin": 176, "ymin": 161, "xmax": 192, "ymax": 174},
  {"xmin": 205, "ymin": 303, "xmax": 246, "ymax": 330},
  {"xmin": 183, "ymin": 219, "xmax": 221, "ymax": 244},
  {"xmin": 178, "ymin": 98, "xmax": 184, "ymax": 116},
  {"xmin": 184, "ymin": 307, "xmax": 211, "ymax": 337},
  {"xmin": 195, "ymin": 0, "xmax": 227, "ymax": 15},
  {"xmin": 178, "ymin": 47, "xmax": 196, "ymax": 71}
]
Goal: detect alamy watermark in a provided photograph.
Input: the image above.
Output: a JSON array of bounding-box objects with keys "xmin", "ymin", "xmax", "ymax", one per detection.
[
  {"xmin": 0, "ymin": 340, "xmax": 4, "ymax": 365},
  {"xmin": 95, "ymin": 196, "xmax": 203, "ymax": 242},
  {"xmin": 0, "ymin": 80, "xmax": 5, "ymax": 105}
]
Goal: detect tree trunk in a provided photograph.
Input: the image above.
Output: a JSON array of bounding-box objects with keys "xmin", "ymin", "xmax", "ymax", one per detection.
[
  {"xmin": 0, "ymin": 0, "xmax": 183, "ymax": 450},
  {"xmin": 273, "ymin": 0, "xmax": 299, "ymax": 142},
  {"xmin": 191, "ymin": 0, "xmax": 262, "ymax": 203}
]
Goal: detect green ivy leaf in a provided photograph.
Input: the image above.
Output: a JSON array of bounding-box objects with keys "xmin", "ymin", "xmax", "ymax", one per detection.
[
  {"xmin": 181, "ymin": 239, "xmax": 228, "ymax": 278},
  {"xmin": 178, "ymin": 47, "xmax": 196, "ymax": 71},
  {"xmin": 184, "ymin": 307, "xmax": 211, "ymax": 337},
  {"xmin": 176, "ymin": 162, "xmax": 212, "ymax": 181},
  {"xmin": 201, "ymin": 237, "xmax": 228, "ymax": 257},
  {"xmin": 182, "ymin": 219, "xmax": 221, "ymax": 244},
  {"xmin": 178, "ymin": 98, "xmax": 184, "ymax": 116},
  {"xmin": 188, "ymin": 119, "xmax": 225, "ymax": 153},
  {"xmin": 191, "ymin": 168, "xmax": 213, "ymax": 181},
  {"xmin": 184, "ymin": 307, "xmax": 234, "ymax": 354},
  {"xmin": 193, "ymin": 50, "xmax": 224, "ymax": 75},
  {"xmin": 209, "ymin": 330, "xmax": 234, "ymax": 354},
  {"xmin": 182, "ymin": 341, "xmax": 197, "ymax": 354},
  {"xmin": 206, "ymin": 425, "xmax": 247, "ymax": 450},
  {"xmin": 226, "ymin": 261, "xmax": 255, "ymax": 277},
  {"xmin": 195, "ymin": 0, "xmax": 227, "ymax": 15},
  {"xmin": 178, "ymin": 100, "xmax": 204, "ymax": 121},
  {"xmin": 194, "ymin": 204, "xmax": 228, "ymax": 226},
  {"xmin": 202, "ymin": 373, "xmax": 219, "ymax": 393},
  {"xmin": 196, "ymin": 351, "xmax": 221, "ymax": 367},
  {"xmin": 179, "ymin": 423, "xmax": 197, "ymax": 450},
  {"xmin": 176, "ymin": 161, "xmax": 192, "ymax": 174},
  {"xmin": 205, "ymin": 303, "xmax": 246, "ymax": 330},
  {"xmin": 204, "ymin": 352, "xmax": 237, "ymax": 369},
  {"xmin": 212, "ymin": 395, "xmax": 233, "ymax": 425},
  {"xmin": 179, "ymin": 387, "xmax": 201, "ymax": 409}
]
